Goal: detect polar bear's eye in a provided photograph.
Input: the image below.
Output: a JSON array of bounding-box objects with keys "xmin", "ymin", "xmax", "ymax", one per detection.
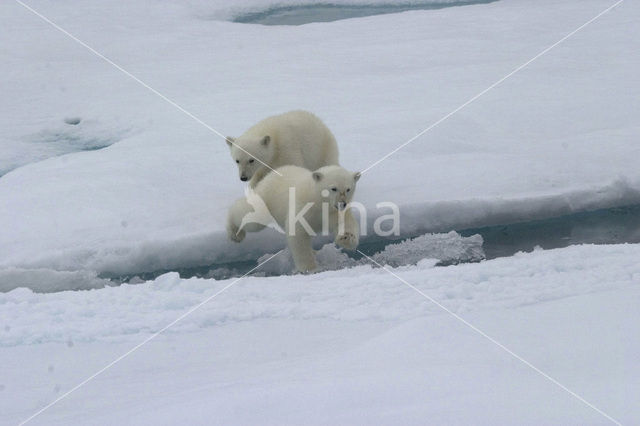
[
  {"xmin": 249, "ymin": 159, "xmax": 255, "ymax": 163},
  {"xmin": 346, "ymin": 188, "xmax": 351, "ymax": 193},
  {"xmin": 331, "ymin": 187, "xmax": 337, "ymax": 192},
  {"xmin": 235, "ymin": 160, "xmax": 239, "ymax": 164}
]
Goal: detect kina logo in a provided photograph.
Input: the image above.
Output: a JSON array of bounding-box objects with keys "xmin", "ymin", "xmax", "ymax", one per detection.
[{"xmin": 237, "ymin": 186, "xmax": 285, "ymax": 235}]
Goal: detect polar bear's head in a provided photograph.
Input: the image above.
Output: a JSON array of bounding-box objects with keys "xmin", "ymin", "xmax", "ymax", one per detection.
[
  {"xmin": 312, "ymin": 165, "xmax": 361, "ymax": 211},
  {"xmin": 225, "ymin": 135, "xmax": 274, "ymax": 182}
]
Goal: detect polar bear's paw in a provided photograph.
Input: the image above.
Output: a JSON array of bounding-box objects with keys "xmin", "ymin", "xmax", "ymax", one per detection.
[
  {"xmin": 336, "ymin": 232, "xmax": 358, "ymax": 250},
  {"xmin": 295, "ymin": 259, "xmax": 317, "ymax": 274},
  {"xmin": 227, "ymin": 223, "xmax": 246, "ymax": 242}
]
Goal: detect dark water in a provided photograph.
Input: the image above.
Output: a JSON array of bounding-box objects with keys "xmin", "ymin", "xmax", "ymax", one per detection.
[
  {"xmin": 110, "ymin": 204, "xmax": 640, "ymax": 283},
  {"xmin": 460, "ymin": 204, "xmax": 640, "ymax": 260},
  {"xmin": 232, "ymin": 1, "xmax": 499, "ymax": 25}
]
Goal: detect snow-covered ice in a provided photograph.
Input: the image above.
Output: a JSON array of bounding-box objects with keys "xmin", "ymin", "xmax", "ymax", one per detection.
[
  {"xmin": 1, "ymin": 0, "xmax": 640, "ymax": 280},
  {"xmin": 1, "ymin": 244, "xmax": 639, "ymax": 423},
  {"xmin": 0, "ymin": 242, "xmax": 635, "ymax": 347},
  {"xmin": 1, "ymin": 0, "xmax": 639, "ymax": 423}
]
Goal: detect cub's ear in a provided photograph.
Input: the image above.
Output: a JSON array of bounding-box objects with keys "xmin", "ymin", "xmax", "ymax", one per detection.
[
  {"xmin": 312, "ymin": 172, "xmax": 323, "ymax": 182},
  {"xmin": 225, "ymin": 136, "xmax": 235, "ymax": 147},
  {"xmin": 353, "ymin": 172, "xmax": 361, "ymax": 182},
  {"xmin": 261, "ymin": 135, "xmax": 271, "ymax": 146}
]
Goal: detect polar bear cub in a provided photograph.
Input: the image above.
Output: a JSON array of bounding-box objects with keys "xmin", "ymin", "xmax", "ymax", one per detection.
[
  {"xmin": 226, "ymin": 110, "xmax": 339, "ymax": 187},
  {"xmin": 227, "ymin": 165, "xmax": 361, "ymax": 273}
]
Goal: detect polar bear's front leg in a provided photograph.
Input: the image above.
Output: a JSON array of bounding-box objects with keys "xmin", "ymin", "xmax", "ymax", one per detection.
[
  {"xmin": 227, "ymin": 197, "xmax": 266, "ymax": 242},
  {"xmin": 227, "ymin": 199, "xmax": 248, "ymax": 242},
  {"xmin": 334, "ymin": 210, "xmax": 359, "ymax": 250},
  {"xmin": 227, "ymin": 222, "xmax": 245, "ymax": 243},
  {"xmin": 287, "ymin": 231, "xmax": 317, "ymax": 273}
]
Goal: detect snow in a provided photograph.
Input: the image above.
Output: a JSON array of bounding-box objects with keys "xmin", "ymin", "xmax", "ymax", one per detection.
[
  {"xmin": 0, "ymin": 118, "xmax": 132, "ymax": 177},
  {"xmin": 1, "ymin": 0, "xmax": 640, "ymax": 423},
  {"xmin": 1, "ymin": 0, "xmax": 640, "ymax": 280},
  {"xmin": 0, "ymin": 267, "xmax": 111, "ymax": 293},
  {"xmin": 1, "ymin": 242, "xmax": 636, "ymax": 347},
  {"xmin": 1, "ymin": 244, "xmax": 639, "ymax": 423}
]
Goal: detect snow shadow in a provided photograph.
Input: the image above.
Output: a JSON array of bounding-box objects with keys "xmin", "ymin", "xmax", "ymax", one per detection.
[
  {"xmin": 232, "ymin": 1, "xmax": 499, "ymax": 26},
  {"xmin": 0, "ymin": 118, "xmax": 129, "ymax": 177}
]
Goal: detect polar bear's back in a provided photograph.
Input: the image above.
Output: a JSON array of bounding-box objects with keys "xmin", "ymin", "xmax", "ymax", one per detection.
[
  {"xmin": 245, "ymin": 110, "xmax": 339, "ymax": 169},
  {"xmin": 254, "ymin": 165, "xmax": 316, "ymax": 227},
  {"xmin": 255, "ymin": 165, "xmax": 313, "ymax": 200}
]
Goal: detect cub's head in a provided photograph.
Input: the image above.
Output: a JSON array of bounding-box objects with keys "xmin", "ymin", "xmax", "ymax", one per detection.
[
  {"xmin": 312, "ymin": 165, "xmax": 361, "ymax": 211},
  {"xmin": 225, "ymin": 135, "xmax": 273, "ymax": 182}
]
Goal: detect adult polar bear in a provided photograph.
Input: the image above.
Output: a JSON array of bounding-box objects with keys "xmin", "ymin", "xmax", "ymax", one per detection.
[
  {"xmin": 227, "ymin": 165, "xmax": 361, "ymax": 273},
  {"xmin": 226, "ymin": 110, "xmax": 339, "ymax": 187}
]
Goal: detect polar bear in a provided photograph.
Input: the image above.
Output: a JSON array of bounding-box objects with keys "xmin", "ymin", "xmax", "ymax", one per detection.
[
  {"xmin": 225, "ymin": 110, "xmax": 339, "ymax": 187},
  {"xmin": 227, "ymin": 165, "xmax": 361, "ymax": 273}
]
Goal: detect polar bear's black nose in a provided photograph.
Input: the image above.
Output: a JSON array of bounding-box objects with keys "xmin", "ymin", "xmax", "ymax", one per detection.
[{"xmin": 240, "ymin": 176, "xmax": 248, "ymax": 182}]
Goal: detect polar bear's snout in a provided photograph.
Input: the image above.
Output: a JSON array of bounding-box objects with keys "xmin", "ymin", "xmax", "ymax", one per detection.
[
  {"xmin": 335, "ymin": 188, "xmax": 351, "ymax": 211},
  {"xmin": 236, "ymin": 158, "xmax": 259, "ymax": 182}
]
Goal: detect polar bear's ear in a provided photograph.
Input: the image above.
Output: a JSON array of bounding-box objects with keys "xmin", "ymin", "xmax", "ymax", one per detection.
[
  {"xmin": 225, "ymin": 136, "xmax": 235, "ymax": 147},
  {"xmin": 353, "ymin": 172, "xmax": 361, "ymax": 182},
  {"xmin": 261, "ymin": 135, "xmax": 271, "ymax": 146},
  {"xmin": 312, "ymin": 172, "xmax": 323, "ymax": 182}
]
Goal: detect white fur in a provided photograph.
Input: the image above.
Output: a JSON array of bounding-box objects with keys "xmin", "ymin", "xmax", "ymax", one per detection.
[
  {"xmin": 226, "ymin": 110, "xmax": 339, "ymax": 187},
  {"xmin": 227, "ymin": 165, "xmax": 361, "ymax": 273}
]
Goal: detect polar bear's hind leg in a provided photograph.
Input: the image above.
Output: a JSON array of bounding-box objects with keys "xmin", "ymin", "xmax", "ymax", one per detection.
[{"xmin": 287, "ymin": 232, "xmax": 317, "ymax": 273}]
